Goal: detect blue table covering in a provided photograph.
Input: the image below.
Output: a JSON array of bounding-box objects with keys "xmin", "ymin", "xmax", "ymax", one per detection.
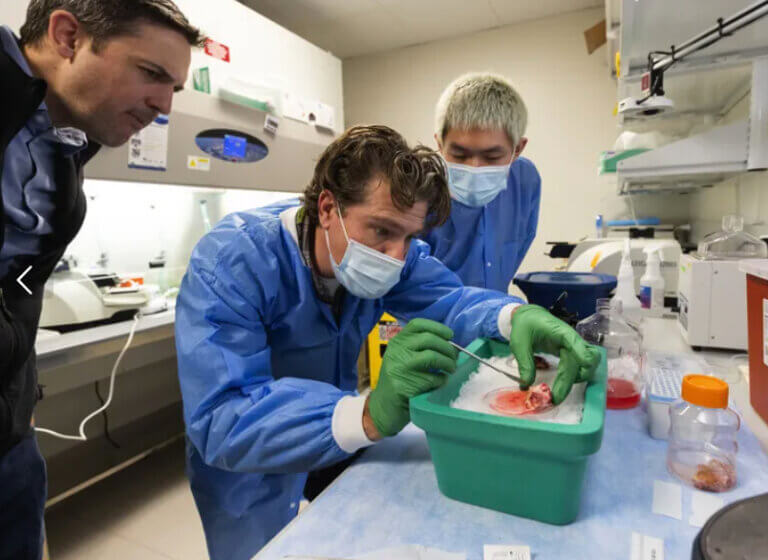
[{"xmin": 255, "ymin": 406, "xmax": 768, "ymax": 560}]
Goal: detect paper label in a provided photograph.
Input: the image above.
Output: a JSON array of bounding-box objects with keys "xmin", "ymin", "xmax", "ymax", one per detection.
[
  {"xmin": 378, "ymin": 324, "xmax": 402, "ymax": 341},
  {"xmin": 763, "ymin": 299, "xmax": 768, "ymax": 367},
  {"xmin": 283, "ymin": 92, "xmax": 312, "ymax": 124},
  {"xmin": 689, "ymin": 491, "xmax": 724, "ymax": 527},
  {"xmin": 483, "ymin": 545, "xmax": 530, "ymax": 560},
  {"xmin": 128, "ymin": 116, "xmax": 169, "ymax": 171},
  {"xmin": 187, "ymin": 156, "xmax": 211, "ymax": 171},
  {"xmin": 204, "ymin": 38, "xmax": 230, "ymax": 62},
  {"xmin": 631, "ymin": 532, "xmax": 664, "ymax": 560},
  {"xmin": 314, "ymin": 101, "xmax": 336, "ymax": 130},
  {"xmin": 652, "ymin": 480, "xmax": 682, "ymax": 520}
]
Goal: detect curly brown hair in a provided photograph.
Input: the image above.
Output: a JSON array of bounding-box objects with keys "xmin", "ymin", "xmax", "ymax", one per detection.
[{"xmin": 302, "ymin": 125, "xmax": 451, "ymax": 229}]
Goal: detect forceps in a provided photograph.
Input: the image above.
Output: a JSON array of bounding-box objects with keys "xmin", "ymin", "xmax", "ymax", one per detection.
[{"xmin": 448, "ymin": 341, "xmax": 523, "ymax": 384}]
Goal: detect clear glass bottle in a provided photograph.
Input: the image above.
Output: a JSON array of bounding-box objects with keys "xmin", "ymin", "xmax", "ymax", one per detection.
[
  {"xmin": 667, "ymin": 375, "xmax": 740, "ymax": 492},
  {"xmin": 697, "ymin": 215, "xmax": 768, "ymax": 260},
  {"xmin": 576, "ymin": 298, "xmax": 644, "ymax": 409}
]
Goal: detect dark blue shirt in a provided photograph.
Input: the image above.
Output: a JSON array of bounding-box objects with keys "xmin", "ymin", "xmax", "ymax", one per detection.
[{"xmin": 0, "ymin": 26, "xmax": 87, "ymax": 277}]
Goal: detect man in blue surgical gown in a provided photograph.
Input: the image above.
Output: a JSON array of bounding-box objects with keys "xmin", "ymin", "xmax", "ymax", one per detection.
[
  {"xmin": 421, "ymin": 72, "xmax": 541, "ymax": 292},
  {"xmin": 175, "ymin": 125, "xmax": 597, "ymax": 560}
]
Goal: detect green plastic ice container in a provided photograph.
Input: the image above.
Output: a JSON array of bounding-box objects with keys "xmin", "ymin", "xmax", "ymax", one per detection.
[{"xmin": 410, "ymin": 338, "xmax": 607, "ymax": 525}]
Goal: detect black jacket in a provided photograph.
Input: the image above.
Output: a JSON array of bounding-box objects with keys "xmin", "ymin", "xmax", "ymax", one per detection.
[{"xmin": 0, "ymin": 38, "xmax": 99, "ymax": 457}]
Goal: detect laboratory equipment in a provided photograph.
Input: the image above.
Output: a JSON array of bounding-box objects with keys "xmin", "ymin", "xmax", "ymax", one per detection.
[
  {"xmin": 645, "ymin": 350, "xmax": 711, "ymax": 440},
  {"xmin": 512, "ymin": 272, "xmax": 617, "ymax": 320},
  {"xmin": 146, "ymin": 251, "xmax": 168, "ymax": 293},
  {"xmin": 697, "ymin": 215, "xmax": 768, "ymax": 261},
  {"xmin": 691, "ymin": 493, "xmax": 768, "ymax": 560},
  {"xmin": 39, "ymin": 260, "xmax": 150, "ymax": 331},
  {"xmin": 639, "ymin": 248, "xmax": 665, "ymax": 315},
  {"xmin": 410, "ymin": 338, "xmax": 607, "ymax": 524},
  {"xmin": 576, "ymin": 299, "xmax": 644, "ymax": 409},
  {"xmin": 448, "ymin": 340, "xmax": 522, "ymax": 383},
  {"xmin": 667, "ymin": 375, "xmax": 740, "ymax": 492},
  {"xmin": 146, "ymin": 203, "xmax": 169, "ymax": 292},
  {"xmin": 595, "ymin": 214, "xmax": 605, "ymax": 238},
  {"xmin": 618, "ymin": 2, "xmax": 768, "ymax": 119},
  {"xmin": 678, "ymin": 216, "xmax": 768, "ymax": 350},
  {"xmin": 741, "ymin": 259, "xmax": 768, "ymax": 424},
  {"xmin": 611, "ymin": 239, "xmax": 642, "ymax": 327},
  {"xmin": 566, "ymin": 237, "xmax": 682, "ymax": 301},
  {"xmin": 199, "ymin": 199, "xmax": 213, "ymax": 233},
  {"xmin": 618, "ymin": 94, "xmax": 674, "ymax": 117},
  {"xmin": 61, "ymin": 0, "xmax": 345, "ymax": 192}
]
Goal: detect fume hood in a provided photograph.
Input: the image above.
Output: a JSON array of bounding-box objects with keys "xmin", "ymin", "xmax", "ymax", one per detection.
[
  {"xmin": 82, "ymin": 0, "xmax": 345, "ymax": 193},
  {"xmin": 84, "ymin": 88, "xmax": 337, "ymax": 192}
]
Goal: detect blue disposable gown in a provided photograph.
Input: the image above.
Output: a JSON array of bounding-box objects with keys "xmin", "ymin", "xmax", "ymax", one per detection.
[
  {"xmin": 175, "ymin": 201, "xmax": 522, "ymax": 560},
  {"xmin": 421, "ymin": 157, "xmax": 541, "ymax": 292}
]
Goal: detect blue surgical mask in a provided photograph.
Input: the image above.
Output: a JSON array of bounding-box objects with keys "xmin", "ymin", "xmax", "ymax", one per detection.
[
  {"xmin": 445, "ymin": 160, "xmax": 511, "ymax": 207},
  {"xmin": 324, "ymin": 206, "xmax": 405, "ymax": 299}
]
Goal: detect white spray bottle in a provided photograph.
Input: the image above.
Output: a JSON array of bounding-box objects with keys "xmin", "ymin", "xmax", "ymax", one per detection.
[
  {"xmin": 639, "ymin": 248, "xmax": 665, "ymax": 316},
  {"xmin": 611, "ymin": 239, "xmax": 642, "ymax": 327}
]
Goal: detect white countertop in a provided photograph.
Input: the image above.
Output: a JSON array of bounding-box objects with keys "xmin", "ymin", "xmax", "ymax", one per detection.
[{"xmin": 35, "ymin": 307, "xmax": 176, "ymax": 358}]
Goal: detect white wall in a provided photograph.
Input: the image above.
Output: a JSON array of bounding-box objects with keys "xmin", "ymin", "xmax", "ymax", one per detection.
[
  {"xmin": 2, "ymin": 1, "xmax": 27, "ymax": 31},
  {"xmin": 175, "ymin": 0, "xmax": 344, "ymax": 127},
  {"xmin": 689, "ymin": 94, "xmax": 768, "ymax": 244},
  {"xmin": 343, "ymin": 8, "xmax": 691, "ymax": 273}
]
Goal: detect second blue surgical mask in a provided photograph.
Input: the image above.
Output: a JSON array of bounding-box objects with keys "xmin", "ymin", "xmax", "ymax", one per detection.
[
  {"xmin": 325, "ymin": 206, "xmax": 405, "ymax": 299},
  {"xmin": 445, "ymin": 160, "xmax": 511, "ymax": 207}
]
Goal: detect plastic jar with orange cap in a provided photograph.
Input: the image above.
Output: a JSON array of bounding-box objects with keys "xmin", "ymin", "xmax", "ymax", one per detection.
[{"xmin": 667, "ymin": 375, "xmax": 740, "ymax": 492}]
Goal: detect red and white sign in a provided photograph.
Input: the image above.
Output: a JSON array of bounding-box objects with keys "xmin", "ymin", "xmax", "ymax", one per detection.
[
  {"xmin": 204, "ymin": 38, "xmax": 231, "ymax": 63},
  {"xmin": 640, "ymin": 71, "xmax": 651, "ymax": 95}
]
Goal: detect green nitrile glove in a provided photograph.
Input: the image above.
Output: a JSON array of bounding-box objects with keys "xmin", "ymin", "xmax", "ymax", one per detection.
[
  {"xmin": 509, "ymin": 304, "xmax": 601, "ymax": 404},
  {"xmin": 368, "ymin": 318, "xmax": 459, "ymax": 437}
]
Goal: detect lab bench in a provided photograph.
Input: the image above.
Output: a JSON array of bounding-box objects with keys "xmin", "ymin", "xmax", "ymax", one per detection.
[
  {"xmin": 34, "ymin": 307, "xmax": 183, "ymax": 503},
  {"xmin": 254, "ymin": 318, "xmax": 768, "ymax": 560},
  {"xmin": 36, "ymin": 308, "xmax": 176, "ymax": 397}
]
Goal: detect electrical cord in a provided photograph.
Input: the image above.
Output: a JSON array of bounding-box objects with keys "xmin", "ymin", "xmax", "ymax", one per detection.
[
  {"xmin": 35, "ymin": 313, "xmax": 141, "ymax": 441},
  {"xmin": 94, "ymin": 380, "xmax": 121, "ymax": 449}
]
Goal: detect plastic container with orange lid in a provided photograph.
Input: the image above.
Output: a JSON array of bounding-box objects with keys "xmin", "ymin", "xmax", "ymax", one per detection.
[{"xmin": 667, "ymin": 375, "xmax": 740, "ymax": 492}]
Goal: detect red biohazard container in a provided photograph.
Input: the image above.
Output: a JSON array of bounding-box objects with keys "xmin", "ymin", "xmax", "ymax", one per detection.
[{"xmin": 740, "ymin": 259, "xmax": 768, "ymax": 424}]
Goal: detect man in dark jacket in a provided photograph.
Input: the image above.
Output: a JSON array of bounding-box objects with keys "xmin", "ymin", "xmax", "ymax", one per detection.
[{"xmin": 0, "ymin": 2, "xmax": 203, "ymax": 558}]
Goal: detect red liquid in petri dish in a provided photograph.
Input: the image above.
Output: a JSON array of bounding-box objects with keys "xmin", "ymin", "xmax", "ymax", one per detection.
[
  {"xmin": 486, "ymin": 384, "xmax": 553, "ymax": 416},
  {"xmin": 606, "ymin": 378, "xmax": 640, "ymax": 409}
]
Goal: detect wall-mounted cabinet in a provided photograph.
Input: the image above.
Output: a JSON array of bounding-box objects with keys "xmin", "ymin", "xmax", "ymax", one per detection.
[
  {"xmin": 616, "ymin": 57, "xmax": 768, "ymax": 195},
  {"xmin": 612, "ymin": 1, "xmax": 768, "ymax": 195}
]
